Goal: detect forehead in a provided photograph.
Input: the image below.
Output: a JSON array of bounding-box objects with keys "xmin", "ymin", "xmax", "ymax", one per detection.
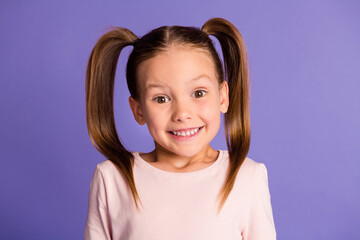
[{"xmin": 137, "ymin": 45, "xmax": 218, "ymax": 87}]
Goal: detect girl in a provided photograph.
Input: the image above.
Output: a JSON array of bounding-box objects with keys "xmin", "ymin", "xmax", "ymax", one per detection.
[{"xmin": 84, "ymin": 17, "xmax": 276, "ymax": 239}]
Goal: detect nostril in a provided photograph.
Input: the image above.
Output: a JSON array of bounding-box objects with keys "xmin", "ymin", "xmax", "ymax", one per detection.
[
  {"xmin": 172, "ymin": 102, "xmax": 193, "ymax": 121},
  {"xmin": 175, "ymin": 114, "xmax": 191, "ymax": 122},
  {"xmin": 172, "ymin": 111, "xmax": 191, "ymax": 122}
]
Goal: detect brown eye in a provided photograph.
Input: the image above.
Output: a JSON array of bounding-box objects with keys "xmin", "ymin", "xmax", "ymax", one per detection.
[
  {"xmin": 193, "ymin": 90, "xmax": 206, "ymax": 98},
  {"xmin": 154, "ymin": 96, "xmax": 169, "ymax": 103}
]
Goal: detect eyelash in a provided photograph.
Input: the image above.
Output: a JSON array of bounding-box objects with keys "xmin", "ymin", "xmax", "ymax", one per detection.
[{"xmin": 152, "ymin": 90, "xmax": 207, "ymax": 104}]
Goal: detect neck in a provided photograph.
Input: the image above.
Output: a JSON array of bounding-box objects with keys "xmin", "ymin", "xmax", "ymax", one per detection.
[{"xmin": 141, "ymin": 143, "xmax": 219, "ymax": 172}]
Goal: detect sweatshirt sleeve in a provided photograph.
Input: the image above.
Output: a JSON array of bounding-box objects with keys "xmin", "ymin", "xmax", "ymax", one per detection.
[
  {"xmin": 84, "ymin": 164, "xmax": 112, "ymax": 240},
  {"xmin": 242, "ymin": 163, "xmax": 277, "ymax": 240}
]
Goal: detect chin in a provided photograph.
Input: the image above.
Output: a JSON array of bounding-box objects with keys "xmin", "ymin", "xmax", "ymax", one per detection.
[{"xmin": 154, "ymin": 135, "xmax": 213, "ymax": 158}]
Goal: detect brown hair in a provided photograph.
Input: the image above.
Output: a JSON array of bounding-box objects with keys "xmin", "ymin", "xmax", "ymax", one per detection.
[{"xmin": 85, "ymin": 17, "xmax": 250, "ymax": 214}]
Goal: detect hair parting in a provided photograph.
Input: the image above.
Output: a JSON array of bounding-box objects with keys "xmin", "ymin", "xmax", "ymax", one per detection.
[{"xmin": 85, "ymin": 18, "xmax": 251, "ymax": 214}]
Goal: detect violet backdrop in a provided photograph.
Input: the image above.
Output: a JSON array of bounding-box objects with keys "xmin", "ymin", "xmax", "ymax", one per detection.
[{"xmin": 0, "ymin": 0, "xmax": 359, "ymax": 239}]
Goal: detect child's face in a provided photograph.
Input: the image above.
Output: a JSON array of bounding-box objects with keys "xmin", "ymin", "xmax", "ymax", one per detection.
[{"xmin": 129, "ymin": 45, "xmax": 229, "ymax": 158}]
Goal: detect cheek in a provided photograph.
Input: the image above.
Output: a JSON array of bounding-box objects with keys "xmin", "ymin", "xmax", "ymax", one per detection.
[
  {"xmin": 198, "ymin": 98, "xmax": 221, "ymax": 123},
  {"xmin": 143, "ymin": 112, "xmax": 163, "ymax": 138},
  {"xmin": 142, "ymin": 105, "xmax": 168, "ymax": 128}
]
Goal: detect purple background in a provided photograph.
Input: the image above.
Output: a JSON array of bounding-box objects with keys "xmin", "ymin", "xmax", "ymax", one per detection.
[{"xmin": 1, "ymin": 0, "xmax": 359, "ymax": 239}]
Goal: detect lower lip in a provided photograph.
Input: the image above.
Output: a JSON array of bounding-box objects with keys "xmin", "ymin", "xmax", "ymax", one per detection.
[{"xmin": 167, "ymin": 127, "xmax": 203, "ymax": 142}]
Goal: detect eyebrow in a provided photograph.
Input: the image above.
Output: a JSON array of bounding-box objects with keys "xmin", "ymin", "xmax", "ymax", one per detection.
[
  {"xmin": 146, "ymin": 74, "xmax": 211, "ymax": 89},
  {"xmin": 146, "ymin": 83, "xmax": 165, "ymax": 89}
]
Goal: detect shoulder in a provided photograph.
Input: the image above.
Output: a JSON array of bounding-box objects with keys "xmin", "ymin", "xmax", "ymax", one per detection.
[
  {"xmin": 240, "ymin": 157, "xmax": 272, "ymax": 198},
  {"xmin": 96, "ymin": 155, "xmax": 135, "ymax": 175},
  {"xmin": 242, "ymin": 156, "xmax": 268, "ymax": 178},
  {"xmin": 91, "ymin": 159, "xmax": 117, "ymax": 179},
  {"xmin": 238, "ymin": 157, "xmax": 276, "ymax": 238},
  {"xmin": 96, "ymin": 159, "xmax": 118, "ymax": 172},
  {"xmin": 91, "ymin": 158, "xmax": 130, "ymax": 188},
  {"xmin": 224, "ymin": 153, "xmax": 268, "ymax": 181},
  {"xmin": 221, "ymin": 152, "xmax": 270, "ymax": 191}
]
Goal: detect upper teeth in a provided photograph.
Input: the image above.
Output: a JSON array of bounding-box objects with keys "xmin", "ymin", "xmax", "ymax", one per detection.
[{"xmin": 171, "ymin": 127, "xmax": 200, "ymax": 136}]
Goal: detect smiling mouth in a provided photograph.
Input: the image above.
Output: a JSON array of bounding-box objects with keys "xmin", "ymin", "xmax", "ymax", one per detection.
[{"xmin": 169, "ymin": 126, "xmax": 204, "ymax": 137}]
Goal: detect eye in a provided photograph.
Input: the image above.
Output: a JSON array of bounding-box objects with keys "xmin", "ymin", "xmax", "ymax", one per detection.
[
  {"xmin": 153, "ymin": 96, "xmax": 170, "ymax": 104},
  {"xmin": 193, "ymin": 90, "xmax": 207, "ymax": 98}
]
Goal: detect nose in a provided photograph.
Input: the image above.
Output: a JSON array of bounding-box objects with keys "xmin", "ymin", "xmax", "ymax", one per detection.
[{"xmin": 171, "ymin": 100, "xmax": 192, "ymax": 122}]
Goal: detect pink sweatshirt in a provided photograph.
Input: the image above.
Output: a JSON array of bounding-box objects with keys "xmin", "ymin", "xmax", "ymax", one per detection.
[{"xmin": 84, "ymin": 150, "xmax": 276, "ymax": 239}]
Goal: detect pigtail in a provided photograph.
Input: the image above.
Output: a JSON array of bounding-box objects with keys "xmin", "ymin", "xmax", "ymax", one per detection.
[
  {"xmin": 202, "ymin": 18, "xmax": 251, "ymax": 214},
  {"xmin": 85, "ymin": 27, "xmax": 143, "ymax": 211}
]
